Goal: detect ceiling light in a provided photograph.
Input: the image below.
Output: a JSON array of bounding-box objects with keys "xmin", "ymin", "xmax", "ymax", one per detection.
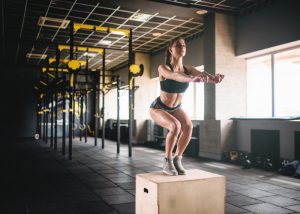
[
  {"xmin": 110, "ymin": 31, "xmax": 125, "ymax": 36},
  {"xmin": 37, "ymin": 16, "xmax": 70, "ymax": 29},
  {"xmin": 109, "ymin": 28, "xmax": 130, "ymax": 37},
  {"xmin": 196, "ymin": 10, "xmax": 208, "ymax": 15},
  {"xmin": 129, "ymin": 13, "xmax": 152, "ymax": 22},
  {"xmin": 152, "ymin": 32, "xmax": 162, "ymax": 37},
  {"xmin": 26, "ymin": 53, "xmax": 47, "ymax": 59},
  {"xmin": 83, "ymin": 52, "xmax": 97, "ymax": 58},
  {"xmin": 98, "ymin": 40, "xmax": 112, "ymax": 45}
]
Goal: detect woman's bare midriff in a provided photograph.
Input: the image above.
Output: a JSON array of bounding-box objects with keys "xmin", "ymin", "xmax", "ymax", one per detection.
[{"xmin": 160, "ymin": 91, "xmax": 184, "ymax": 107}]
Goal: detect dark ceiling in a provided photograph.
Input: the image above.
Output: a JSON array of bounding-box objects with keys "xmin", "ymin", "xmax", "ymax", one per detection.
[{"xmin": 0, "ymin": 0, "xmax": 278, "ymax": 73}]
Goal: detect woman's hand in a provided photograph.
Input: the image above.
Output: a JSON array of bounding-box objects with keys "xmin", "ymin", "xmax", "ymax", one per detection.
[
  {"xmin": 190, "ymin": 73, "xmax": 224, "ymax": 83},
  {"xmin": 214, "ymin": 74, "xmax": 225, "ymax": 83},
  {"xmin": 192, "ymin": 75, "xmax": 206, "ymax": 82}
]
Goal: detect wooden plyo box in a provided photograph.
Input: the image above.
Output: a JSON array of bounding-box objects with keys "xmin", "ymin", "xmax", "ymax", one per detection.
[{"xmin": 136, "ymin": 169, "xmax": 226, "ymax": 214}]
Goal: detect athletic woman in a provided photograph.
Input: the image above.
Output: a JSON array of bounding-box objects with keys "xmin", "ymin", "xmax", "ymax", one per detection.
[{"xmin": 150, "ymin": 37, "xmax": 224, "ymax": 175}]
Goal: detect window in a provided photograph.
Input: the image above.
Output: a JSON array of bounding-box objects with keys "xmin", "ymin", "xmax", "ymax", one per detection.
[
  {"xmin": 247, "ymin": 55, "xmax": 272, "ymax": 117},
  {"xmin": 100, "ymin": 88, "xmax": 128, "ymax": 120},
  {"xmin": 182, "ymin": 65, "xmax": 204, "ymax": 119},
  {"xmin": 247, "ymin": 47, "xmax": 300, "ymax": 117},
  {"xmin": 274, "ymin": 48, "xmax": 300, "ymax": 117},
  {"xmin": 119, "ymin": 90, "xmax": 129, "ymax": 119},
  {"xmin": 182, "ymin": 82, "xmax": 204, "ymax": 119}
]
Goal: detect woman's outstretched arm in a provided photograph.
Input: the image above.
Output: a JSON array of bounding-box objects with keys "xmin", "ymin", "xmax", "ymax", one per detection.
[
  {"xmin": 158, "ymin": 64, "xmax": 204, "ymax": 82},
  {"xmin": 185, "ymin": 65, "xmax": 224, "ymax": 83}
]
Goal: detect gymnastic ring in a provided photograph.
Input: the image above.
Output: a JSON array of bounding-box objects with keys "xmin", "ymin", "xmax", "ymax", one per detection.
[
  {"xmin": 72, "ymin": 123, "xmax": 78, "ymax": 130},
  {"xmin": 79, "ymin": 124, "xmax": 86, "ymax": 130}
]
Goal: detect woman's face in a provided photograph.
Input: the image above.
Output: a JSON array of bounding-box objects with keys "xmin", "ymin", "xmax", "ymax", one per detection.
[{"xmin": 169, "ymin": 39, "xmax": 186, "ymax": 58}]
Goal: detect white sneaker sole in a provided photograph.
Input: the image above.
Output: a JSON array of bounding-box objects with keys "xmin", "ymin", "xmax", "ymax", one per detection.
[{"xmin": 163, "ymin": 170, "xmax": 178, "ymax": 176}]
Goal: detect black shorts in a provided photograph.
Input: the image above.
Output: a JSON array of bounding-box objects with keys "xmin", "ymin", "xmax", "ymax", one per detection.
[{"xmin": 150, "ymin": 97, "xmax": 181, "ymax": 113}]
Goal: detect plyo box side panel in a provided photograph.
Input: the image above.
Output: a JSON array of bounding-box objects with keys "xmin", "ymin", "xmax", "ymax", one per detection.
[
  {"xmin": 136, "ymin": 170, "xmax": 226, "ymax": 214},
  {"xmin": 136, "ymin": 175, "xmax": 159, "ymax": 214},
  {"xmin": 158, "ymin": 177, "xmax": 225, "ymax": 214}
]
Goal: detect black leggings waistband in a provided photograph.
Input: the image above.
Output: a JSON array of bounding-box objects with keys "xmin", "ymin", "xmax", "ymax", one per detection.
[{"xmin": 150, "ymin": 97, "xmax": 181, "ymax": 112}]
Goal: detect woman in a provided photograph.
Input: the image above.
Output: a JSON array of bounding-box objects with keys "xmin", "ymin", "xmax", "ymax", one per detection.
[{"xmin": 150, "ymin": 37, "xmax": 224, "ymax": 176}]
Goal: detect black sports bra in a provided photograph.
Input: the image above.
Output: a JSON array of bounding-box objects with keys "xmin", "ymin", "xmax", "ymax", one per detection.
[{"xmin": 160, "ymin": 63, "xmax": 190, "ymax": 93}]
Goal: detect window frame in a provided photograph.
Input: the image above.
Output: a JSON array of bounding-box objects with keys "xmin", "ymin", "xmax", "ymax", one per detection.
[{"xmin": 246, "ymin": 45, "xmax": 300, "ymax": 117}]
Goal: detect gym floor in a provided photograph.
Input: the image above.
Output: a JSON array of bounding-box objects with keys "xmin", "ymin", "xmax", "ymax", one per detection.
[{"xmin": 2, "ymin": 138, "xmax": 300, "ymax": 214}]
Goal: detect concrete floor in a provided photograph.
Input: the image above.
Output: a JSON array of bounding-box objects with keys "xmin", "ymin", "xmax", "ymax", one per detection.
[{"xmin": 2, "ymin": 137, "xmax": 300, "ymax": 214}]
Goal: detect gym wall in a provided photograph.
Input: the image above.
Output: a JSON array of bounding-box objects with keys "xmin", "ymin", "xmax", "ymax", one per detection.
[
  {"xmin": 236, "ymin": 0, "xmax": 300, "ymax": 56},
  {"xmin": 1, "ymin": 66, "xmax": 36, "ymax": 140},
  {"xmin": 236, "ymin": 119, "xmax": 300, "ymax": 160}
]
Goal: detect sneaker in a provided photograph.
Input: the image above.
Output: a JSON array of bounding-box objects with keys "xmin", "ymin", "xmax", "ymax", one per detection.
[
  {"xmin": 163, "ymin": 157, "xmax": 178, "ymax": 176},
  {"xmin": 173, "ymin": 156, "xmax": 186, "ymax": 175}
]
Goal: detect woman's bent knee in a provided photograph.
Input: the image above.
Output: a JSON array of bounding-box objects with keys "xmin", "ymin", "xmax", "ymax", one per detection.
[
  {"xmin": 182, "ymin": 122, "xmax": 193, "ymax": 135},
  {"xmin": 169, "ymin": 121, "xmax": 181, "ymax": 135}
]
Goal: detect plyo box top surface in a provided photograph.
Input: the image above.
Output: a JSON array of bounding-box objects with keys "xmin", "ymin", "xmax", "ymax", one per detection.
[{"xmin": 136, "ymin": 169, "xmax": 225, "ymax": 184}]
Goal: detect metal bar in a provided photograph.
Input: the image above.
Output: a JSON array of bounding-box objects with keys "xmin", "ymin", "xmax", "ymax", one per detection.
[
  {"xmin": 50, "ymin": 94, "xmax": 54, "ymax": 147},
  {"xmin": 45, "ymin": 96, "xmax": 49, "ymax": 144},
  {"xmin": 73, "ymin": 23, "xmax": 130, "ymax": 37},
  {"xmin": 62, "ymin": 70, "xmax": 66, "ymax": 155},
  {"xmin": 85, "ymin": 93, "xmax": 88, "ymax": 143},
  {"xmin": 54, "ymin": 45, "xmax": 59, "ymax": 150},
  {"xmin": 43, "ymin": 96, "xmax": 46, "ymax": 142},
  {"xmin": 271, "ymin": 54, "xmax": 275, "ymax": 117},
  {"xmin": 45, "ymin": 59, "xmax": 50, "ymax": 144},
  {"xmin": 85, "ymin": 56, "xmax": 88, "ymax": 143},
  {"xmin": 80, "ymin": 93, "xmax": 83, "ymax": 141},
  {"xmin": 38, "ymin": 101, "xmax": 41, "ymax": 139},
  {"xmin": 73, "ymin": 73, "xmax": 77, "ymax": 140},
  {"xmin": 94, "ymin": 68, "xmax": 98, "ymax": 146},
  {"xmin": 58, "ymin": 44, "xmax": 104, "ymax": 54},
  {"xmin": 36, "ymin": 99, "xmax": 39, "ymax": 138},
  {"xmin": 68, "ymin": 21, "xmax": 74, "ymax": 160},
  {"xmin": 117, "ymin": 75, "xmax": 120, "ymax": 153},
  {"xmin": 128, "ymin": 29, "xmax": 133, "ymax": 157},
  {"xmin": 102, "ymin": 49, "xmax": 106, "ymax": 149}
]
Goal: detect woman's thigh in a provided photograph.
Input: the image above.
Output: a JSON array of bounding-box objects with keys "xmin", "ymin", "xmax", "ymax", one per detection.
[
  {"xmin": 149, "ymin": 108, "xmax": 180, "ymax": 130},
  {"xmin": 170, "ymin": 108, "xmax": 192, "ymax": 129}
]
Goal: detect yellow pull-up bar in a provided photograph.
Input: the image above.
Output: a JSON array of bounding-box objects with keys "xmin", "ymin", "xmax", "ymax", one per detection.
[
  {"xmin": 73, "ymin": 23, "xmax": 130, "ymax": 37},
  {"xmin": 42, "ymin": 67, "xmax": 69, "ymax": 73},
  {"xmin": 58, "ymin": 45, "xmax": 104, "ymax": 55},
  {"xmin": 49, "ymin": 58, "xmax": 87, "ymax": 66}
]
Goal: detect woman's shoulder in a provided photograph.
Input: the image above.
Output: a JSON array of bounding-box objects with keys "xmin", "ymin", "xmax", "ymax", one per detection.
[
  {"xmin": 183, "ymin": 64, "xmax": 192, "ymax": 70},
  {"xmin": 158, "ymin": 64, "xmax": 172, "ymax": 72},
  {"xmin": 158, "ymin": 64, "xmax": 170, "ymax": 68},
  {"xmin": 181, "ymin": 64, "xmax": 191, "ymax": 74}
]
